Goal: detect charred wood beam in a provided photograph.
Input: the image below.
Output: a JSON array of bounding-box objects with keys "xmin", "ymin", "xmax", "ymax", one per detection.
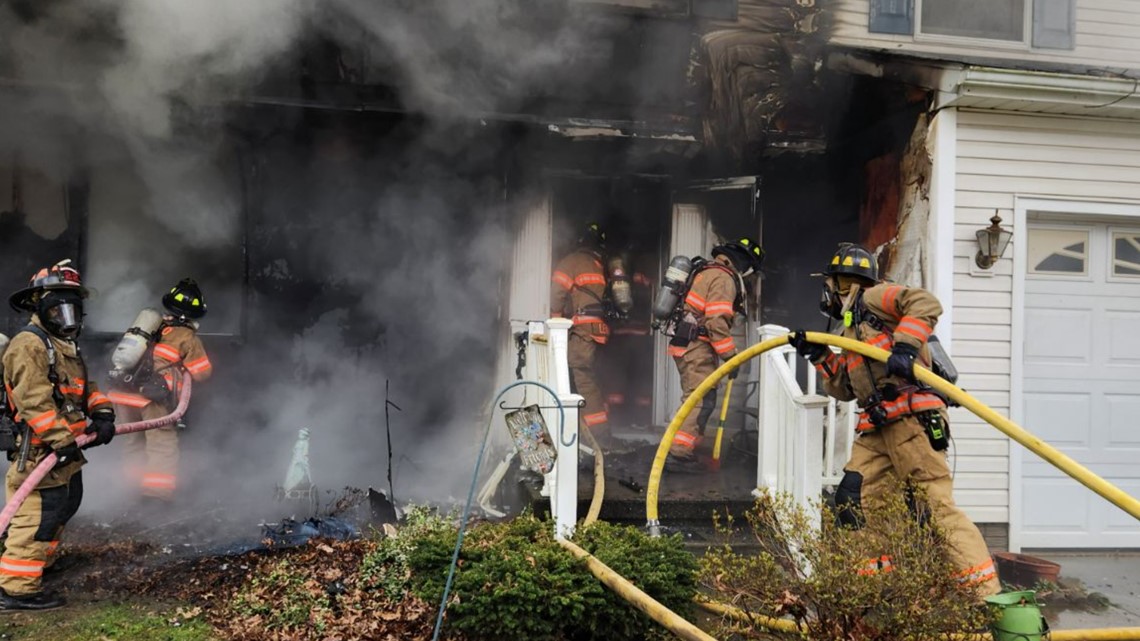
[{"xmin": 231, "ymin": 95, "xmax": 698, "ymax": 142}]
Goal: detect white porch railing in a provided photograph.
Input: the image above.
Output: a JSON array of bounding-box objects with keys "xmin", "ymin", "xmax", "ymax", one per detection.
[
  {"xmin": 479, "ymin": 319, "xmax": 581, "ymax": 539},
  {"xmin": 755, "ymin": 324, "xmax": 857, "ymax": 525}
]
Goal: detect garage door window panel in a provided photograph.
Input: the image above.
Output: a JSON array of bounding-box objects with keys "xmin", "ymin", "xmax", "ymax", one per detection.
[
  {"xmin": 1027, "ymin": 227, "xmax": 1090, "ymax": 278},
  {"xmin": 1110, "ymin": 230, "xmax": 1140, "ymax": 279}
]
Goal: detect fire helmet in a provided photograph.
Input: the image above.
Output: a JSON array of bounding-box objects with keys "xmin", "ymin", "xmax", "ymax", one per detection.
[
  {"xmin": 577, "ymin": 222, "xmax": 606, "ymax": 249},
  {"xmin": 163, "ymin": 278, "xmax": 207, "ymax": 319},
  {"xmin": 823, "ymin": 243, "xmax": 878, "ymax": 285},
  {"xmin": 8, "ymin": 259, "xmax": 89, "ymax": 313},
  {"xmin": 712, "ymin": 237, "xmax": 764, "ymax": 276}
]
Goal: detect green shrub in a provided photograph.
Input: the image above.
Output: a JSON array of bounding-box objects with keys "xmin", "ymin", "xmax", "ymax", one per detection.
[
  {"xmin": 407, "ymin": 514, "xmax": 697, "ymax": 641},
  {"xmin": 360, "ymin": 505, "xmax": 453, "ymax": 599},
  {"xmin": 701, "ymin": 487, "xmax": 993, "ymax": 641}
]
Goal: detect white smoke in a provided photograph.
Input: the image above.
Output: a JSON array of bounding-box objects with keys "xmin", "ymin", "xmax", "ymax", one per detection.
[{"xmin": 0, "ymin": 0, "xmax": 635, "ymax": 534}]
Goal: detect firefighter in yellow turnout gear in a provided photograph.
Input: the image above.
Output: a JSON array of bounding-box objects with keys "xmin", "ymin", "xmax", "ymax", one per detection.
[
  {"xmin": 1, "ymin": 261, "xmax": 116, "ymax": 610},
  {"xmin": 667, "ymin": 238, "xmax": 763, "ymax": 469},
  {"xmin": 551, "ymin": 223, "xmax": 614, "ymax": 448},
  {"xmin": 108, "ymin": 279, "xmax": 212, "ymax": 502},
  {"xmin": 790, "ymin": 244, "xmax": 1000, "ymax": 597}
]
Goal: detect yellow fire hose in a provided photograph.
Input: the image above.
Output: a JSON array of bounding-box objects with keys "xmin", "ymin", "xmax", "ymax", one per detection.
[
  {"xmin": 636, "ymin": 331, "xmax": 1140, "ymax": 640},
  {"xmin": 694, "ymin": 596, "xmax": 1140, "ymax": 641},
  {"xmin": 710, "ymin": 379, "xmax": 733, "ymax": 471},
  {"xmin": 582, "ymin": 426, "xmax": 605, "ymax": 526},
  {"xmin": 558, "ymin": 537, "xmax": 717, "ymax": 641},
  {"xmin": 647, "ymin": 331, "xmax": 1140, "ymax": 528}
]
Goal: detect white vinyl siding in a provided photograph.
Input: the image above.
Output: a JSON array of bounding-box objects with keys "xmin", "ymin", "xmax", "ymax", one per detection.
[
  {"xmin": 951, "ymin": 109, "xmax": 1140, "ymax": 526},
  {"xmin": 832, "ymin": 0, "xmax": 1140, "ymax": 71}
]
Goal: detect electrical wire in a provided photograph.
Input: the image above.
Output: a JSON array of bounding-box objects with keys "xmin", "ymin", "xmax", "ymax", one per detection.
[{"xmin": 431, "ymin": 380, "xmax": 567, "ymax": 641}]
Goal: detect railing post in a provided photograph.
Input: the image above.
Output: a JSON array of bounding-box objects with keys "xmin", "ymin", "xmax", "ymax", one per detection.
[
  {"xmin": 756, "ymin": 325, "xmax": 790, "ymax": 491},
  {"xmin": 544, "ymin": 318, "xmax": 579, "ymax": 540},
  {"xmin": 797, "ymin": 404, "xmax": 825, "ymax": 530}
]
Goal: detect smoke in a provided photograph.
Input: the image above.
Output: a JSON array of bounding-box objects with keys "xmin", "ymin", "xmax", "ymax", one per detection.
[{"xmin": 0, "ymin": 0, "xmax": 646, "ymax": 535}]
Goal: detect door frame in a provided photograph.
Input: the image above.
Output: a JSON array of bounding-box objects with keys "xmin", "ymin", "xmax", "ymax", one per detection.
[{"xmin": 1010, "ymin": 196, "xmax": 1140, "ymax": 551}]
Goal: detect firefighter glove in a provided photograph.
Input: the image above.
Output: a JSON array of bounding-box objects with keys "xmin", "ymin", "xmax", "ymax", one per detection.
[
  {"xmin": 727, "ymin": 366, "xmax": 740, "ymax": 380},
  {"xmin": 84, "ymin": 409, "xmax": 116, "ymax": 448},
  {"xmin": 139, "ymin": 377, "xmax": 169, "ymax": 402},
  {"xmin": 52, "ymin": 442, "xmax": 82, "ymax": 468},
  {"xmin": 887, "ymin": 342, "xmax": 920, "ymax": 382},
  {"xmin": 790, "ymin": 330, "xmax": 828, "ymax": 362}
]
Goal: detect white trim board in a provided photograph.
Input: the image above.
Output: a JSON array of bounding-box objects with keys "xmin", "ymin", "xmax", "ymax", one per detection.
[
  {"xmin": 1009, "ymin": 196, "xmax": 1140, "ymax": 552},
  {"xmin": 930, "ymin": 108, "xmax": 957, "ymax": 353}
]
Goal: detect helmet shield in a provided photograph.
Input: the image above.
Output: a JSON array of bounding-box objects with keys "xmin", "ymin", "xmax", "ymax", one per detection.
[{"xmin": 38, "ymin": 290, "xmax": 83, "ymax": 339}]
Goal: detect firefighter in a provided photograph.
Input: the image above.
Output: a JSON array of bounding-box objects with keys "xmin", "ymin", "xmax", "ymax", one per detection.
[
  {"xmin": 109, "ymin": 279, "xmax": 212, "ymax": 503},
  {"xmin": 551, "ymin": 223, "xmax": 618, "ymax": 449},
  {"xmin": 789, "ymin": 243, "xmax": 1000, "ymax": 597},
  {"xmin": 667, "ymin": 238, "xmax": 763, "ymax": 469},
  {"xmin": 2, "ymin": 260, "xmax": 116, "ymax": 609}
]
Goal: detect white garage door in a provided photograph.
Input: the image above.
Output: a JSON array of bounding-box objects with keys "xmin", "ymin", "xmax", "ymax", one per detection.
[{"xmin": 1022, "ymin": 219, "xmax": 1140, "ymax": 548}]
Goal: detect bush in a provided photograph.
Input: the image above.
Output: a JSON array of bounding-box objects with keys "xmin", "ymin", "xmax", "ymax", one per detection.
[
  {"xmin": 360, "ymin": 505, "xmax": 453, "ymax": 599},
  {"xmin": 700, "ymin": 486, "xmax": 992, "ymax": 641},
  {"xmin": 407, "ymin": 514, "xmax": 697, "ymax": 641}
]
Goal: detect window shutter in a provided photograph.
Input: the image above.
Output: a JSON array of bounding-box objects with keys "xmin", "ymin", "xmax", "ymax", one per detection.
[
  {"xmin": 1033, "ymin": 0, "xmax": 1075, "ymax": 49},
  {"xmin": 869, "ymin": 0, "xmax": 914, "ymax": 35}
]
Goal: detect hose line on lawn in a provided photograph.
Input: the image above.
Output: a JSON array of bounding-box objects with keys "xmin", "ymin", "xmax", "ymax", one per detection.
[
  {"xmin": 431, "ymin": 380, "xmax": 567, "ymax": 641},
  {"xmin": 646, "ymin": 331, "xmax": 1140, "ymax": 530}
]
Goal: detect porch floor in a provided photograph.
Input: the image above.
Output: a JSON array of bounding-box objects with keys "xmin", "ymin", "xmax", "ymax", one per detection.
[{"xmin": 573, "ymin": 425, "xmax": 760, "ymax": 546}]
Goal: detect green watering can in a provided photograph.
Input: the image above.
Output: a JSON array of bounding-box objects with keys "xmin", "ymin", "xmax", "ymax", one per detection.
[{"xmin": 986, "ymin": 591, "xmax": 1050, "ymax": 641}]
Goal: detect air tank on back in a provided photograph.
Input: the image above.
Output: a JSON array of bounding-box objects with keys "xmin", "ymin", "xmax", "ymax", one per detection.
[
  {"xmin": 607, "ymin": 255, "xmax": 634, "ymax": 316},
  {"xmin": 652, "ymin": 255, "xmax": 694, "ymax": 322},
  {"xmin": 108, "ymin": 308, "xmax": 164, "ymax": 383}
]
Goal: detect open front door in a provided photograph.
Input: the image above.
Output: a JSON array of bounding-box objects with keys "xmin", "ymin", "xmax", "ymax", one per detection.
[{"xmin": 652, "ymin": 176, "xmax": 761, "ymax": 428}]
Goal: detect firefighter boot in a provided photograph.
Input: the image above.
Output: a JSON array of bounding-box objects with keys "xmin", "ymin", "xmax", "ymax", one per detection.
[{"xmin": 0, "ymin": 588, "xmax": 64, "ymax": 611}]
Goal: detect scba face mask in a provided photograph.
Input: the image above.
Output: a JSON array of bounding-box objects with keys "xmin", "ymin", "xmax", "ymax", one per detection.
[
  {"xmin": 819, "ymin": 277, "xmax": 843, "ymax": 319},
  {"xmin": 38, "ymin": 291, "xmax": 84, "ymax": 339},
  {"xmin": 818, "ymin": 277, "xmax": 863, "ymax": 322}
]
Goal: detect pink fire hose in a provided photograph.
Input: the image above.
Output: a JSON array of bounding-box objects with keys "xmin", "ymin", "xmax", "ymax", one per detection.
[{"xmin": 0, "ymin": 372, "xmax": 192, "ymax": 533}]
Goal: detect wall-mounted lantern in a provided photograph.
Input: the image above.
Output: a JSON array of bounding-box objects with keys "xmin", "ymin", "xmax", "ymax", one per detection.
[{"xmin": 975, "ymin": 212, "xmax": 1012, "ymax": 270}]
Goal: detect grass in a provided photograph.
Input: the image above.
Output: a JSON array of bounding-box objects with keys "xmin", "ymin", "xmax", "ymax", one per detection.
[{"xmin": 0, "ymin": 601, "xmax": 217, "ymax": 641}]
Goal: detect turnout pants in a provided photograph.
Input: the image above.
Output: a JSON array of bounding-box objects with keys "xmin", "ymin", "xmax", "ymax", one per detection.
[
  {"xmin": 845, "ymin": 415, "xmax": 1001, "ymax": 596},
  {"xmin": 670, "ymin": 341, "xmax": 719, "ymax": 457},
  {"xmin": 567, "ymin": 330, "xmax": 608, "ymax": 437},
  {"xmin": 1, "ymin": 459, "xmax": 83, "ymax": 596},
  {"xmin": 118, "ymin": 402, "xmax": 179, "ymax": 500}
]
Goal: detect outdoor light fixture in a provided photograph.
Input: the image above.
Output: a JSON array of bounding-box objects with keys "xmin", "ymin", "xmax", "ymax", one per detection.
[{"xmin": 975, "ymin": 212, "xmax": 1012, "ymax": 269}]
